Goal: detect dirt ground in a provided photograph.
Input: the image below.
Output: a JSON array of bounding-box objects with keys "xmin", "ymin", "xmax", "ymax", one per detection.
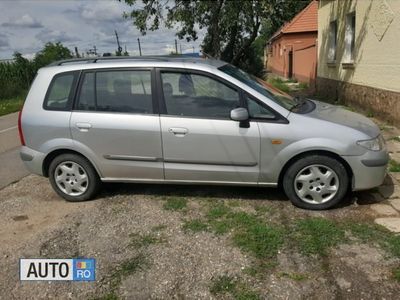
[{"xmin": 0, "ymin": 172, "xmax": 399, "ymax": 300}]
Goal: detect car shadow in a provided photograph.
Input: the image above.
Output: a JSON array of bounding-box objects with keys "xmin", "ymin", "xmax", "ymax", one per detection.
[
  {"xmin": 349, "ymin": 174, "xmax": 395, "ymax": 206},
  {"xmin": 99, "ymin": 182, "xmax": 288, "ymax": 202}
]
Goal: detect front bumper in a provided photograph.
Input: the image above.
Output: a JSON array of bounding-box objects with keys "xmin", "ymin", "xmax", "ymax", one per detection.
[
  {"xmin": 20, "ymin": 146, "xmax": 46, "ymax": 176},
  {"xmin": 342, "ymin": 149, "xmax": 389, "ymax": 191}
]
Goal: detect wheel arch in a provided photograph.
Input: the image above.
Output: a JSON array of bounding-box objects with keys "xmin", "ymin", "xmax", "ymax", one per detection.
[
  {"xmin": 42, "ymin": 149, "xmax": 101, "ymax": 178},
  {"xmin": 277, "ymin": 150, "xmax": 353, "ymax": 189}
]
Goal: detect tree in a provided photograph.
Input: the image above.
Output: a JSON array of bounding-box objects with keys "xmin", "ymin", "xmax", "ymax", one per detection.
[
  {"xmin": 122, "ymin": 0, "xmax": 311, "ymax": 76},
  {"xmin": 34, "ymin": 42, "xmax": 73, "ymax": 68}
]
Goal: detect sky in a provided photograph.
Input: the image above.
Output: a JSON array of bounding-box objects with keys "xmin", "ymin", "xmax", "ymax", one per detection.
[{"xmin": 0, "ymin": 0, "xmax": 205, "ymax": 60}]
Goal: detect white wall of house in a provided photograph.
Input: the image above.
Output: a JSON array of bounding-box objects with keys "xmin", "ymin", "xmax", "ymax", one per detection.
[{"xmin": 318, "ymin": 0, "xmax": 400, "ymax": 93}]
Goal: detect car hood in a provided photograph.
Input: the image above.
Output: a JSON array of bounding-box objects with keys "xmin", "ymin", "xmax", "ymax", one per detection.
[{"xmin": 304, "ymin": 100, "xmax": 380, "ymax": 138}]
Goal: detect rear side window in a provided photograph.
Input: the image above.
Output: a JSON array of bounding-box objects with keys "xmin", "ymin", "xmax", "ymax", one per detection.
[
  {"xmin": 44, "ymin": 72, "xmax": 78, "ymax": 111},
  {"xmin": 76, "ymin": 70, "xmax": 153, "ymax": 114}
]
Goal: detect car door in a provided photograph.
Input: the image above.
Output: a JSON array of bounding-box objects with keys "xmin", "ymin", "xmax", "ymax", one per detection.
[
  {"xmin": 70, "ymin": 68, "xmax": 163, "ymax": 180},
  {"xmin": 158, "ymin": 69, "xmax": 260, "ymax": 183}
]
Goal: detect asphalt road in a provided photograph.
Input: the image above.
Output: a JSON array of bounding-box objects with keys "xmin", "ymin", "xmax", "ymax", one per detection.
[{"xmin": 0, "ymin": 112, "xmax": 29, "ymax": 189}]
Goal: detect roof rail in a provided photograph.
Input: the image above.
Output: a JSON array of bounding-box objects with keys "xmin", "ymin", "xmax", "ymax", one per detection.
[{"xmin": 48, "ymin": 55, "xmax": 200, "ymax": 66}]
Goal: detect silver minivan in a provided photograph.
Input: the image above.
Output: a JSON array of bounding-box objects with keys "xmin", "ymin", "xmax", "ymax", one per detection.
[{"xmin": 19, "ymin": 57, "xmax": 388, "ymax": 210}]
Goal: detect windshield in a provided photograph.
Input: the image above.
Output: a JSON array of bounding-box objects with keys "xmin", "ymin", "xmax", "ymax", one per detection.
[{"xmin": 219, "ymin": 64, "xmax": 297, "ymax": 110}]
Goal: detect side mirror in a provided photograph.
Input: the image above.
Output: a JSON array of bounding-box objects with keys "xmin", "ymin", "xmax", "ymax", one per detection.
[{"xmin": 230, "ymin": 107, "xmax": 249, "ymax": 121}]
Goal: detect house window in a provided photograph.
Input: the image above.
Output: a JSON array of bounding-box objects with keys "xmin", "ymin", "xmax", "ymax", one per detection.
[
  {"xmin": 328, "ymin": 20, "xmax": 337, "ymax": 62},
  {"xmin": 344, "ymin": 12, "xmax": 356, "ymax": 62}
]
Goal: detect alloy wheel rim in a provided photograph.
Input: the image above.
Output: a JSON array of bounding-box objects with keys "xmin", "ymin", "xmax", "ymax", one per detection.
[
  {"xmin": 54, "ymin": 161, "xmax": 89, "ymax": 196},
  {"xmin": 294, "ymin": 164, "xmax": 339, "ymax": 204}
]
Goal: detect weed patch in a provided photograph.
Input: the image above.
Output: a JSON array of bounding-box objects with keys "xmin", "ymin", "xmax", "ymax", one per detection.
[
  {"xmin": 210, "ymin": 275, "xmax": 260, "ymax": 300},
  {"xmin": 293, "ymin": 218, "xmax": 346, "ymax": 256},
  {"xmin": 389, "ymin": 159, "xmax": 400, "ymax": 172},
  {"xmin": 343, "ymin": 222, "xmax": 400, "ymax": 258},
  {"xmin": 268, "ymin": 77, "xmax": 290, "ymax": 93},
  {"xmin": 0, "ymin": 96, "xmax": 24, "ymax": 116},
  {"xmin": 207, "ymin": 202, "xmax": 231, "ymax": 220},
  {"xmin": 182, "ymin": 219, "xmax": 209, "ymax": 233},
  {"xmin": 163, "ymin": 197, "xmax": 187, "ymax": 211},
  {"xmin": 232, "ymin": 219, "xmax": 284, "ymax": 259},
  {"xmin": 389, "ymin": 136, "xmax": 400, "ymax": 142},
  {"xmin": 109, "ymin": 254, "xmax": 148, "ymax": 292}
]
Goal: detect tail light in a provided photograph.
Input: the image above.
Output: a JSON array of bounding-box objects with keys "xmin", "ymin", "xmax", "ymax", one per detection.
[{"xmin": 18, "ymin": 109, "xmax": 25, "ymax": 146}]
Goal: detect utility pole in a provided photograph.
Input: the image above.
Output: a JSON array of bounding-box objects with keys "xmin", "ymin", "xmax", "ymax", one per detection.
[
  {"xmin": 115, "ymin": 30, "xmax": 122, "ymax": 55},
  {"xmin": 74, "ymin": 46, "xmax": 80, "ymax": 58},
  {"xmin": 180, "ymin": 44, "xmax": 182, "ymax": 54},
  {"xmin": 137, "ymin": 38, "xmax": 142, "ymax": 56},
  {"xmin": 93, "ymin": 45, "xmax": 97, "ymax": 56},
  {"xmin": 193, "ymin": 46, "xmax": 195, "ymax": 54},
  {"xmin": 175, "ymin": 39, "xmax": 178, "ymax": 54}
]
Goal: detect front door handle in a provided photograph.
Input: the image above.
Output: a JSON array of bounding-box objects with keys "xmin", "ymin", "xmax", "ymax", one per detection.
[
  {"xmin": 76, "ymin": 122, "xmax": 92, "ymax": 132},
  {"xmin": 168, "ymin": 127, "xmax": 188, "ymax": 137}
]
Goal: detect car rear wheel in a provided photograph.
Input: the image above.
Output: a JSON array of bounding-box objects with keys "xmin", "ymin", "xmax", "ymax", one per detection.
[
  {"xmin": 48, "ymin": 153, "xmax": 101, "ymax": 201},
  {"xmin": 283, "ymin": 155, "xmax": 349, "ymax": 210}
]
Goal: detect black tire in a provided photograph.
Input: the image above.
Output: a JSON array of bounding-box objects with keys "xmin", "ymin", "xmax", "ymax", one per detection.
[
  {"xmin": 48, "ymin": 153, "xmax": 101, "ymax": 202},
  {"xmin": 282, "ymin": 155, "xmax": 349, "ymax": 210}
]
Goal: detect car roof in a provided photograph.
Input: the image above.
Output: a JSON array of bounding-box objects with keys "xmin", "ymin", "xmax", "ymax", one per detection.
[{"xmin": 43, "ymin": 55, "xmax": 227, "ymax": 73}]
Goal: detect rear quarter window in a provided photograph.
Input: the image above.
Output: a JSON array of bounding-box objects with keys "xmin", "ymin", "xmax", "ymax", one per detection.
[{"xmin": 43, "ymin": 71, "xmax": 79, "ymax": 111}]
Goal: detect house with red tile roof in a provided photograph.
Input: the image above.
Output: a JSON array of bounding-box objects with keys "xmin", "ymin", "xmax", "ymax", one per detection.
[{"xmin": 266, "ymin": 0, "xmax": 318, "ymax": 85}]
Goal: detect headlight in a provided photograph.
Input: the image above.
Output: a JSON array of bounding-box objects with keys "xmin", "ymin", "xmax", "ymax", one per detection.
[{"xmin": 357, "ymin": 135, "xmax": 384, "ymax": 151}]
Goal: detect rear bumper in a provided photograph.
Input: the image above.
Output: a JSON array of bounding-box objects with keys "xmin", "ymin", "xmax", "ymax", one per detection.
[
  {"xmin": 342, "ymin": 150, "xmax": 389, "ymax": 191},
  {"xmin": 20, "ymin": 146, "xmax": 45, "ymax": 176}
]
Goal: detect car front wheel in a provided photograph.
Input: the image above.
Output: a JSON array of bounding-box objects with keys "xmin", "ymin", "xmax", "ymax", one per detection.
[
  {"xmin": 283, "ymin": 155, "xmax": 349, "ymax": 210},
  {"xmin": 48, "ymin": 153, "xmax": 101, "ymax": 201}
]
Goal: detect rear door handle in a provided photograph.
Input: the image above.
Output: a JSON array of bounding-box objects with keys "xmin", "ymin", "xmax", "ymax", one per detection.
[
  {"xmin": 168, "ymin": 127, "xmax": 188, "ymax": 136},
  {"xmin": 76, "ymin": 122, "xmax": 92, "ymax": 132}
]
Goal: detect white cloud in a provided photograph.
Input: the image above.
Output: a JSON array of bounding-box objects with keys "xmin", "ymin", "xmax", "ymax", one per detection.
[
  {"xmin": 36, "ymin": 29, "xmax": 80, "ymax": 43},
  {"xmin": 2, "ymin": 14, "xmax": 43, "ymax": 28},
  {"xmin": 80, "ymin": 1, "xmax": 125, "ymax": 22}
]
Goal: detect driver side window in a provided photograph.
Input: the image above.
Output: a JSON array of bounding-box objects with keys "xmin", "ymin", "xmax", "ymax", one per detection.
[{"xmin": 161, "ymin": 72, "xmax": 240, "ymax": 119}]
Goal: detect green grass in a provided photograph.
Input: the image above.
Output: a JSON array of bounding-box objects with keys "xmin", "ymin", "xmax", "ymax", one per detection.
[
  {"xmin": 298, "ymin": 82, "xmax": 308, "ymax": 89},
  {"xmin": 0, "ymin": 95, "xmax": 25, "ymax": 116},
  {"xmin": 268, "ymin": 77, "xmax": 290, "ymax": 93},
  {"xmin": 210, "ymin": 275, "xmax": 260, "ymax": 300},
  {"xmin": 389, "ymin": 159, "xmax": 400, "ymax": 172},
  {"xmin": 206, "ymin": 202, "xmax": 231, "ymax": 220},
  {"xmin": 210, "ymin": 275, "xmax": 236, "ymax": 294},
  {"xmin": 293, "ymin": 218, "xmax": 346, "ymax": 256},
  {"xmin": 128, "ymin": 232, "xmax": 164, "ymax": 249},
  {"xmin": 232, "ymin": 213, "xmax": 284, "ymax": 259},
  {"xmin": 343, "ymin": 222, "xmax": 400, "ymax": 259},
  {"xmin": 163, "ymin": 197, "xmax": 187, "ymax": 211},
  {"xmin": 182, "ymin": 219, "xmax": 209, "ymax": 233}
]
